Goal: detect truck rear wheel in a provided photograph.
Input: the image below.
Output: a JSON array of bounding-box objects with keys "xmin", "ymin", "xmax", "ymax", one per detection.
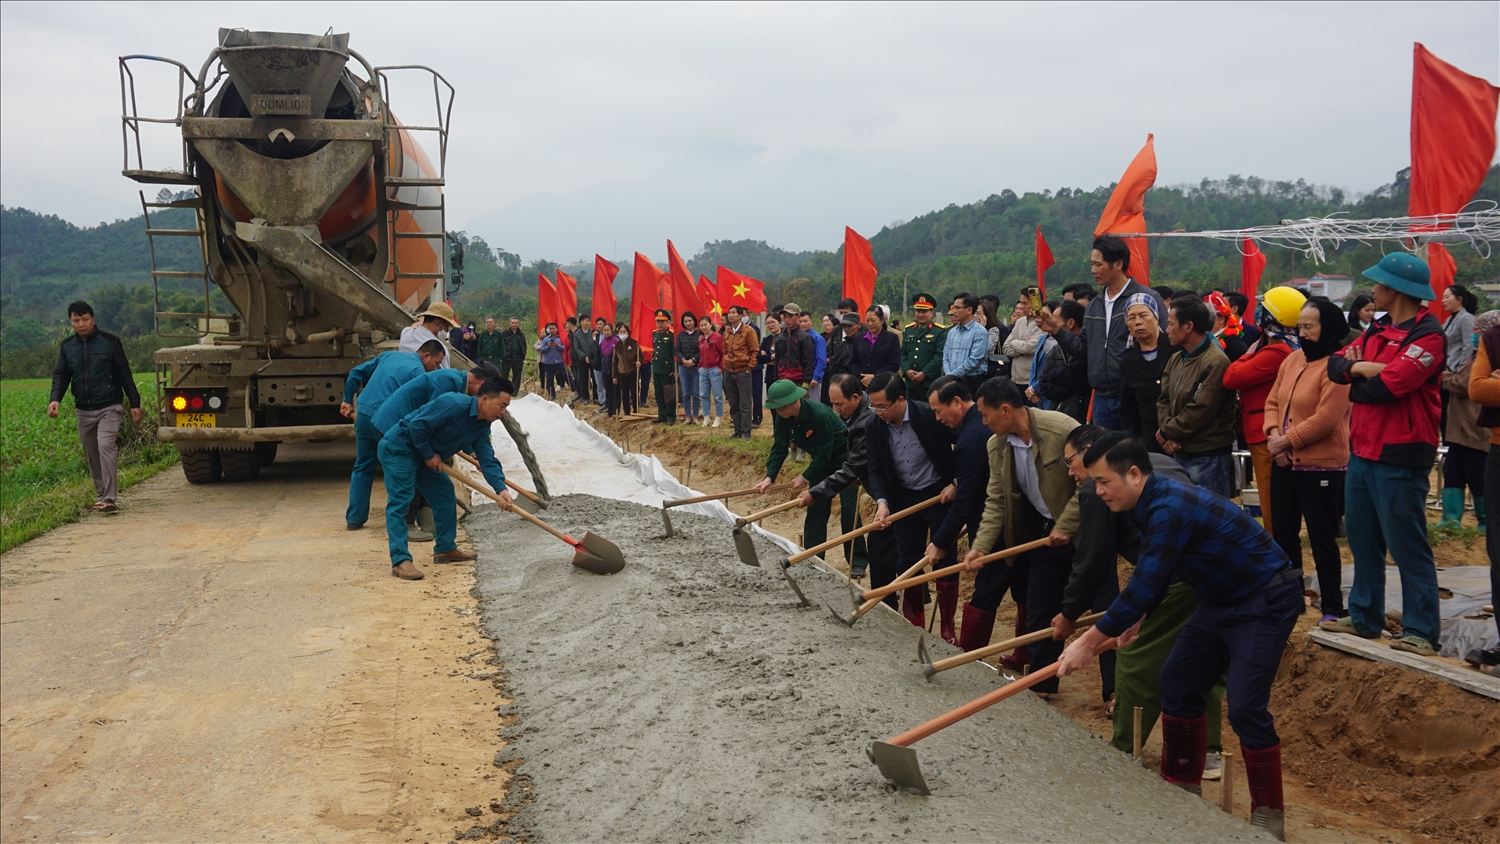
[
  {"xmin": 181, "ymin": 449, "xmax": 222, "ymax": 484},
  {"xmin": 220, "ymin": 449, "xmax": 262, "ymax": 482}
]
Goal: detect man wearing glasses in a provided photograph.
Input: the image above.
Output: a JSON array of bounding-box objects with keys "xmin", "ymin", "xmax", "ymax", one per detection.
[{"xmin": 942, "ymin": 292, "xmax": 989, "ymax": 395}]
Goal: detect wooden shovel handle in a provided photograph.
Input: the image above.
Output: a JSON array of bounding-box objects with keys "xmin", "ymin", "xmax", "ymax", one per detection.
[
  {"xmin": 736, "ymin": 498, "xmax": 802, "ymax": 525},
  {"xmin": 887, "ymin": 638, "xmax": 1119, "ymax": 748},
  {"xmin": 851, "ymin": 554, "xmax": 933, "ymax": 618},
  {"xmin": 457, "ymin": 451, "xmax": 542, "ymax": 503},
  {"xmin": 860, "ymin": 537, "xmax": 1051, "ymax": 603},
  {"xmin": 441, "ymin": 464, "xmax": 576, "ymax": 547},
  {"xmin": 929, "ymin": 612, "xmax": 1105, "ymax": 674},
  {"xmin": 785, "ymin": 495, "xmax": 943, "ymax": 566},
  {"xmin": 665, "ymin": 483, "xmax": 793, "ymax": 507}
]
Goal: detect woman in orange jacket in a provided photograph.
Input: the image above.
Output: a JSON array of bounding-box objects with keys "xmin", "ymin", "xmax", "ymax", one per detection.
[{"xmin": 1465, "ymin": 309, "xmax": 1500, "ymax": 675}]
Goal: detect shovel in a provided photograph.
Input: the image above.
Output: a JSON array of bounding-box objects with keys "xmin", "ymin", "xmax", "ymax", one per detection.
[
  {"xmin": 731, "ymin": 499, "xmax": 804, "ymax": 567},
  {"xmin": 441, "ymin": 464, "xmax": 626, "ymax": 574},
  {"xmin": 458, "ymin": 452, "xmax": 545, "ymax": 514},
  {"xmin": 869, "ymin": 638, "xmax": 1119, "ymax": 794},
  {"xmin": 774, "ymin": 495, "xmax": 944, "ymax": 606},
  {"xmin": 659, "ymin": 483, "xmax": 793, "ymax": 538},
  {"xmin": 828, "ymin": 554, "xmax": 935, "ymax": 627},
  {"xmin": 917, "ymin": 611, "xmax": 1105, "ymax": 679},
  {"xmin": 855, "ymin": 537, "xmax": 1051, "ymax": 606}
]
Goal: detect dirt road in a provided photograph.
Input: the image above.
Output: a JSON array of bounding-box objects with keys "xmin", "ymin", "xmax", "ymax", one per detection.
[{"xmin": 0, "ymin": 442, "xmax": 510, "ymax": 842}]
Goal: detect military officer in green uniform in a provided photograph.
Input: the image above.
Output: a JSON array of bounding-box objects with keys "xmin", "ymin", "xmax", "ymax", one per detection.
[
  {"xmin": 902, "ymin": 292, "xmax": 947, "ymax": 391},
  {"xmin": 651, "ymin": 309, "xmax": 677, "ymax": 424},
  {"xmin": 754, "ymin": 380, "xmax": 850, "ymax": 554}
]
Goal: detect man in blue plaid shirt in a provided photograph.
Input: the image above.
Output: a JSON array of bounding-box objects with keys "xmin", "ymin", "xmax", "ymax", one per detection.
[{"xmin": 1057, "ymin": 431, "xmax": 1300, "ymax": 841}]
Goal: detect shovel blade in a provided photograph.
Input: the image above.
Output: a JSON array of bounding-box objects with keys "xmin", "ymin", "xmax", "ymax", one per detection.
[
  {"xmin": 660, "ymin": 505, "xmax": 675, "ymax": 539},
  {"xmin": 512, "ymin": 495, "xmax": 541, "ymax": 516},
  {"xmin": 781, "ymin": 562, "xmax": 812, "ymax": 608},
  {"xmin": 826, "ymin": 601, "xmax": 857, "ymax": 627},
  {"xmin": 868, "ymin": 741, "xmax": 930, "ymax": 795},
  {"xmin": 732, "ymin": 526, "xmax": 761, "ymax": 567},
  {"xmin": 572, "ymin": 531, "xmax": 626, "ymax": 575}
]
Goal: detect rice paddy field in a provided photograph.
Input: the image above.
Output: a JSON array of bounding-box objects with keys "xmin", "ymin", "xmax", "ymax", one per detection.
[{"xmin": 0, "ymin": 376, "xmax": 176, "ymax": 554}]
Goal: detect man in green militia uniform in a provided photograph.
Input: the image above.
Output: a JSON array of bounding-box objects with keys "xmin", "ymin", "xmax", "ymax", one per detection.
[
  {"xmin": 754, "ymin": 380, "xmax": 849, "ymax": 554},
  {"xmin": 902, "ymin": 292, "xmax": 948, "ymax": 392},
  {"xmin": 652, "ymin": 308, "xmax": 677, "ymax": 424}
]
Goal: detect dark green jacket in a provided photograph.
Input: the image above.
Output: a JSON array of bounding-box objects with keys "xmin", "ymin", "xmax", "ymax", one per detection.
[
  {"xmin": 766, "ymin": 399, "xmax": 849, "ymax": 484},
  {"xmin": 498, "ymin": 328, "xmax": 528, "ymax": 362},
  {"xmin": 652, "ymin": 330, "xmax": 675, "ymax": 374},
  {"xmin": 901, "ymin": 321, "xmax": 948, "ymax": 388},
  {"xmin": 475, "ymin": 329, "xmax": 504, "ymax": 361}
]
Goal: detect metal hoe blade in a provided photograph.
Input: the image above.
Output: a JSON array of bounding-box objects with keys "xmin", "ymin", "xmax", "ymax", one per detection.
[
  {"xmin": 571, "ymin": 531, "xmax": 626, "ymax": 575},
  {"xmin": 732, "ymin": 525, "xmax": 761, "ymax": 567},
  {"xmin": 780, "ymin": 559, "xmax": 812, "ymax": 608},
  {"xmin": 660, "ymin": 504, "xmax": 675, "ymax": 539},
  {"xmin": 917, "ymin": 634, "xmax": 937, "ymax": 680},
  {"xmin": 868, "ymin": 741, "xmax": 930, "ymax": 795},
  {"xmin": 826, "ymin": 581, "xmax": 867, "ymax": 627}
]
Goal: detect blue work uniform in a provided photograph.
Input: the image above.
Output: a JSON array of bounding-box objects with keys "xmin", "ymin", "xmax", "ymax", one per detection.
[
  {"xmin": 377, "ymin": 393, "xmax": 507, "ymax": 567},
  {"xmin": 372, "ymin": 369, "xmax": 469, "ymax": 434},
  {"xmin": 343, "ymin": 352, "xmax": 425, "ymax": 527}
]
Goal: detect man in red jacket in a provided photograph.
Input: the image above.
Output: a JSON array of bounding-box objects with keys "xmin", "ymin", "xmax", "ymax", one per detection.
[
  {"xmin": 1325, "ymin": 253, "xmax": 1444, "ymax": 657},
  {"xmin": 1222, "ymin": 286, "xmax": 1307, "ymax": 535}
]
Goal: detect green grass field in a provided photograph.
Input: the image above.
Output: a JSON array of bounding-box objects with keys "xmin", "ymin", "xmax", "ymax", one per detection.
[{"xmin": 1, "ymin": 376, "xmax": 178, "ymax": 553}]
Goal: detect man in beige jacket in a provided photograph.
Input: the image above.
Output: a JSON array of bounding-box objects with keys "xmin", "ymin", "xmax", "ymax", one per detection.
[{"xmin": 962, "ymin": 377, "xmax": 1082, "ymax": 696}]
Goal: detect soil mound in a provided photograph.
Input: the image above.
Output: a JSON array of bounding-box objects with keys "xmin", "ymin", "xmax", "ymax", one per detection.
[{"xmin": 470, "ymin": 495, "xmax": 1269, "ymax": 843}]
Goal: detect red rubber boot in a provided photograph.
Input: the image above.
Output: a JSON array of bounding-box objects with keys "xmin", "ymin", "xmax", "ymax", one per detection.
[
  {"xmin": 958, "ymin": 603, "xmax": 996, "ymax": 652},
  {"xmin": 1243, "ymin": 743, "xmax": 1286, "ymax": 841},
  {"xmin": 901, "ymin": 585, "xmax": 926, "ymax": 628},
  {"xmin": 997, "ymin": 603, "xmax": 1028, "ymax": 670},
  {"xmin": 936, "ymin": 580, "xmax": 959, "ymax": 646},
  {"xmin": 1158, "ymin": 714, "xmax": 1208, "ymax": 795}
]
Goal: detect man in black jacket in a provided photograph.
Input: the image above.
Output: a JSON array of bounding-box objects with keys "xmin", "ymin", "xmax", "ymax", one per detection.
[
  {"xmin": 801, "ymin": 373, "xmax": 890, "ymax": 583},
  {"xmin": 567, "ymin": 317, "xmax": 596, "ymax": 403},
  {"xmin": 821, "ymin": 313, "xmax": 858, "ymax": 407},
  {"xmin": 926, "ymin": 375, "xmax": 995, "ymax": 648},
  {"xmin": 865, "ymin": 372, "xmax": 957, "ymax": 632},
  {"xmin": 48, "ymin": 300, "xmax": 143, "ymax": 512},
  {"xmin": 774, "ymin": 304, "xmax": 817, "ymax": 387}
]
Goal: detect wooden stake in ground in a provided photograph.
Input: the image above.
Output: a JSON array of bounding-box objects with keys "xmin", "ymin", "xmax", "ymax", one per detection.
[
  {"xmin": 1133, "ymin": 707, "xmax": 1143, "ymax": 763},
  {"xmin": 1219, "ymin": 751, "xmax": 1234, "ymax": 814}
]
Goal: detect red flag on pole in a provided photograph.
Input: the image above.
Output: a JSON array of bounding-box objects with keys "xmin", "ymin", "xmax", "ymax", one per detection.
[
  {"xmin": 591, "ymin": 255, "xmax": 619, "ymax": 326},
  {"xmin": 1409, "ymin": 43, "xmax": 1499, "ymax": 304},
  {"xmin": 843, "ymin": 227, "xmax": 877, "ymax": 315},
  {"xmin": 1095, "ymin": 134, "xmax": 1157, "ymax": 287},
  {"xmin": 537, "ymin": 273, "xmax": 557, "ymax": 337},
  {"xmin": 1240, "ymin": 239, "xmax": 1267, "ymax": 314},
  {"xmin": 631, "ymin": 253, "xmax": 665, "ymax": 357},
  {"xmin": 717, "ymin": 266, "xmax": 767, "ymax": 312},
  {"xmin": 555, "ymin": 270, "xmax": 579, "ymax": 321},
  {"xmin": 665, "ymin": 240, "xmax": 704, "ymax": 323},
  {"xmin": 1035, "ymin": 225, "xmax": 1055, "ymax": 297},
  {"xmin": 697, "ymin": 274, "xmax": 723, "ymax": 324}
]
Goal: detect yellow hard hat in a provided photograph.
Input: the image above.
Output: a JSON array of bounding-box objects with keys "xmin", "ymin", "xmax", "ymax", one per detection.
[{"xmin": 1260, "ymin": 286, "xmax": 1307, "ymax": 327}]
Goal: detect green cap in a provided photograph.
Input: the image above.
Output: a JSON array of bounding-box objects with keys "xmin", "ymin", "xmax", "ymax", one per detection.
[
  {"xmin": 1361, "ymin": 253, "xmax": 1434, "ymax": 301},
  {"xmin": 763, "ymin": 379, "xmax": 807, "ymax": 410}
]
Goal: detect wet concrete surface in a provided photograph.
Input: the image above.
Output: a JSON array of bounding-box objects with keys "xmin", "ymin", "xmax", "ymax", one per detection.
[{"xmin": 471, "ymin": 495, "xmax": 1269, "ymax": 843}]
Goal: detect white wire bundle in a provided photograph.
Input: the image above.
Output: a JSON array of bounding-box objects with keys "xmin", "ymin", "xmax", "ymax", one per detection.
[{"xmin": 1109, "ymin": 201, "xmax": 1500, "ymax": 264}]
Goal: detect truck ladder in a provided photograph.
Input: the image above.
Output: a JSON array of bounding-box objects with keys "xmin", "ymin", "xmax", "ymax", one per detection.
[{"xmin": 140, "ymin": 191, "xmax": 238, "ymax": 339}]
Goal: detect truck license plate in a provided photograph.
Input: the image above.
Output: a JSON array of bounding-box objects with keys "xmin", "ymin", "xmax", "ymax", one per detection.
[{"xmin": 176, "ymin": 412, "xmax": 216, "ymax": 428}]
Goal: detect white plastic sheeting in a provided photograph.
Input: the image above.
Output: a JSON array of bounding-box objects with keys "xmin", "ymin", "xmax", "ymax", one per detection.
[{"xmin": 469, "ymin": 394, "xmax": 799, "ymax": 556}]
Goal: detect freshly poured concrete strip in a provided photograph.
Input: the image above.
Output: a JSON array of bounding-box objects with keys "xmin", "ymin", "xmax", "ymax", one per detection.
[{"xmin": 472, "ymin": 498, "xmax": 1270, "ymax": 843}]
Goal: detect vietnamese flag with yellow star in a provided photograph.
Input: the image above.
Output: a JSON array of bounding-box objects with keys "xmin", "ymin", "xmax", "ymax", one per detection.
[
  {"xmin": 716, "ymin": 265, "xmax": 766, "ymax": 312},
  {"xmin": 697, "ymin": 274, "xmax": 723, "ymax": 324}
]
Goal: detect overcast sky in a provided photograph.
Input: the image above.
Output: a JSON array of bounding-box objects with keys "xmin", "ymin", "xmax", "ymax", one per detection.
[{"xmin": 2, "ymin": 1, "xmax": 1496, "ymax": 265}]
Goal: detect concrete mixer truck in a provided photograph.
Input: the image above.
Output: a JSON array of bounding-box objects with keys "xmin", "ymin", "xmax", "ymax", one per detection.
[{"xmin": 119, "ymin": 29, "xmax": 460, "ymax": 483}]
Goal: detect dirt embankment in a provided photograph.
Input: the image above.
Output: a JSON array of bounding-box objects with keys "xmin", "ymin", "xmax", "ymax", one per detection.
[{"xmin": 470, "ymin": 496, "xmax": 1266, "ymax": 843}]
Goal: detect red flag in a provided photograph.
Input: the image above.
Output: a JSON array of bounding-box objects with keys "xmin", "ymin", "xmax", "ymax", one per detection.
[
  {"xmin": 843, "ymin": 226, "xmax": 877, "ymax": 315},
  {"xmin": 717, "ymin": 265, "xmax": 767, "ymax": 312},
  {"xmin": 1035, "ymin": 225, "xmax": 1055, "ymax": 297},
  {"xmin": 1095, "ymin": 134, "xmax": 1157, "ymax": 287},
  {"xmin": 591, "ymin": 255, "xmax": 619, "ymax": 326},
  {"xmin": 1409, "ymin": 43, "xmax": 1499, "ymax": 302},
  {"xmin": 555, "ymin": 270, "xmax": 579, "ymax": 321},
  {"xmin": 631, "ymin": 252, "xmax": 666, "ymax": 357},
  {"xmin": 536, "ymin": 273, "xmax": 557, "ymax": 337},
  {"xmin": 665, "ymin": 240, "xmax": 704, "ymax": 323},
  {"xmin": 1429, "ymin": 243, "xmax": 1459, "ymax": 314},
  {"xmin": 1241, "ymin": 238, "xmax": 1267, "ymax": 314},
  {"xmin": 697, "ymin": 274, "xmax": 723, "ymax": 324}
]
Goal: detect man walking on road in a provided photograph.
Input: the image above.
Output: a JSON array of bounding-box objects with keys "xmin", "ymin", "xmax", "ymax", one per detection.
[
  {"xmin": 378, "ymin": 378, "xmax": 515, "ymax": 581},
  {"xmin": 340, "ymin": 341, "xmax": 447, "ymax": 530},
  {"xmin": 48, "ymin": 299, "xmax": 144, "ymax": 513}
]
